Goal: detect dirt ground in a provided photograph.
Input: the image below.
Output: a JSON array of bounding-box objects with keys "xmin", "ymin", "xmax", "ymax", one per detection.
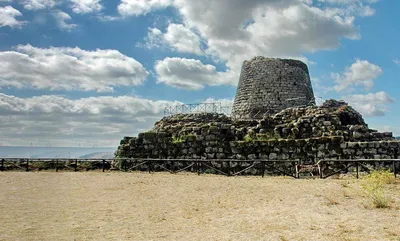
[{"xmin": 0, "ymin": 172, "xmax": 399, "ymax": 241}]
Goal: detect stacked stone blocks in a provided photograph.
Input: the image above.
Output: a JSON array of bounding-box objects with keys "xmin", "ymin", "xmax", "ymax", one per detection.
[{"xmin": 232, "ymin": 57, "xmax": 315, "ymax": 119}]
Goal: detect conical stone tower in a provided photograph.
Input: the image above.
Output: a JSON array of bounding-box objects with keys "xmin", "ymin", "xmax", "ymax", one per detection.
[{"xmin": 232, "ymin": 57, "xmax": 315, "ymax": 119}]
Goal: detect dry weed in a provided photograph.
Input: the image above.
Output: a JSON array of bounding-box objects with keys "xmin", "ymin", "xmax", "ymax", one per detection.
[
  {"xmin": 325, "ymin": 195, "xmax": 340, "ymax": 205},
  {"xmin": 361, "ymin": 169, "xmax": 396, "ymax": 208}
]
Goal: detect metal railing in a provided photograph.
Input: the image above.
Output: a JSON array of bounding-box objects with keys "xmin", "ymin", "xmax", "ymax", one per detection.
[{"xmin": 164, "ymin": 103, "xmax": 232, "ymax": 116}]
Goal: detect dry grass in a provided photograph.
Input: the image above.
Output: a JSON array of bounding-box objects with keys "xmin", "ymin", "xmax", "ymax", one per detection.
[
  {"xmin": 361, "ymin": 169, "xmax": 397, "ymax": 208},
  {"xmin": 0, "ymin": 172, "xmax": 399, "ymax": 241}
]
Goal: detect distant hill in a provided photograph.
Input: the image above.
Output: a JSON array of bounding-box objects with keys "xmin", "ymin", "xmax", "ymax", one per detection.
[
  {"xmin": 0, "ymin": 146, "xmax": 116, "ymax": 158},
  {"xmin": 79, "ymin": 152, "xmax": 114, "ymax": 159},
  {"xmin": 396, "ymin": 137, "xmax": 400, "ymax": 140}
]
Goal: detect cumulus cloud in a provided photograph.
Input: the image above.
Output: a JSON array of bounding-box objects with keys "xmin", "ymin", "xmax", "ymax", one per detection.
[
  {"xmin": 52, "ymin": 10, "xmax": 77, "ymax": 30},
  {"xmin": 0, "ymin": 93, "xmax": 182, "ymax": 147},
  {"xmin": 203, "ymin": 98, "xmax": 234, "ymax": 107},
  {"xmin": 18, "ymin": 0, "xmax": 103, "ymax": 14},
  {"xmin": 332, "ymin": 59, "xmax": 382, "ymax": 92},
  {"xmin": 318, "ymin": 0, "xmax": 379, "ymax": 4},
  {"xmin": 137, "ymin": 0, "xmax": 375, "ymax": 88},
  {"xmin": 118, "ymin": 0, "xmax": 172, "ymax": 16},
  {"xmin": 69, "ymin": 0, "xmax": 103, "ymax": 14},
  {"xmin": 0, "ymin": 6, "xmax": 25, "ymax": 28},
  {"xmin": 343, "ymin": 91, "xmax": 395, "ymax": 117},
  {"xmin": 394, "ymin": 59, "xmax": 400, "ymax": 66},
  {"xmin": 0, "ymin": 44, "xmax": 149, "ymax": 92},
  {"xmin": 144, "ymin": 24, "xmax": 203, "ymax": 55},
  {"xmin": 154, "ymin": 57, "xmax": 232, "ymax": 90},
  {"xmin": 172, "ymin": 0, "xmax": 361, "ymax": 61},
  {"xmin": 20, "ymin": 0, "xmax": 59, "ymax": 10},
  {"xmin": 118, "ymin": 0, "xmax": 380, "ymax": 89}
]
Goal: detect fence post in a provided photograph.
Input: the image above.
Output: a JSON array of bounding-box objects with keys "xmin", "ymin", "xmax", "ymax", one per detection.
[
  {"xmin": 26, "ymin": 159, "xmax": 29, "ymax": 172},
  {"xmin": 102, "ymin": 160, "xmax": 106, "ymax": 172},
  {"xmin": 393, "ymin": 161, "xmax": 397, "ymax": 178},
  {"xmin": 1, "ymin": 159, "xmax": 4, "ymax": 171},
  {"xmin": 74, "ymin": 159, "xmax": 78, "ymax": 172},
  {"xmin": 148, "ymin": 160, "xmax": 151, "ymax": 173},
  {"xmin": 261, "ymin": 161, "xmax": 265, "ymax": 178},
  {"xmin": 197, "ymin": 161, "xmax": 200, "ymax": 175},
  {"xmin": 227, "ymin": 161, "xmax": 231, "ymax": 176},
  {"xmin": 356, "ymin": 161, "xmax": 359, "ymax": 179},
  {"xmin": 319, "ymin": 160, "xmax": 323, "ymax": 179},
  {"xmin": 171, "ymin": 161, "xmax": 175, "ymax": 174},
  {"xmin": 56, "ymin": 160, "xmax": 58, "ymax": 172}
]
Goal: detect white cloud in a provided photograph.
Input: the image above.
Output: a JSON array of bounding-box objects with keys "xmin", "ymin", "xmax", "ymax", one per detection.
[
  {"xmin": 135, "ymin": 0, "xmax": 372, "ymax": 90},
  {"xmin": 154, "ymin": 57, "xmax": 232, "ymax": 90},
  {"xmin": 121, "ymin": 0, "xmax": 378, "ymax": 89},
  {"xmin": 21, "ymin": 0, "xmax": 59, "ymax": 10},
  {"xmin": 0, "ymin": 6, "xmax": 25, "ymax": 28},
  {"xmin": 52, "ymin": 10, "xmax": 77, "ymax": 31},
  {"xmin": 0, "ymin": 44, "xmax": 149, "ymax": 92},
  {"xmin": 332, "ymin": 59, "xmax": 382, "ymax": 92},
  {"xmin": 394, "ymin": 59, "xmax": 400, "ymax": 66},
  {"xmin": 0, "ymin": 93, "xmax": 182, "ymax": 147},
  {"xmin": 323, "ymin": 4, "xmax": 376, "ymax": 17},
  {"xmin": 144, "ymin": 24, "xmax": 203, "ymax": 55},
  {"xmin": 154, "ymin": 0, "xmax": 368, "ymax": 87},
  {"xmin": 203, "ymin": 98, "xmax": 234, "ymax": 107},
  {"xmin": 19, "ymin": 0, "xmax": 102, "ymax": 14},
  {"xmin": 318, "ymin": 0, "xmax": 379, "ymax": 4},
  {"xmin": 343, "ymin": 91, "xmax": 395, "ymax": 117},
  {"xmin": 69, "ymin": 0, "xmax": 103, "ymax": 14},
  {"xmin": 118, "ymin": 0, "xmax": 172, "ymax": 16}
]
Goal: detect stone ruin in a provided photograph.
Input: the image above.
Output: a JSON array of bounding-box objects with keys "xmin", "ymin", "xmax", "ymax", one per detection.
[
  {"xmin": 232, "ymin": 57, "xmax": 315, "ymax": 119},
  {"xmin": 115, "ymin": 57, "xmax": 399, "ymax": 175}
]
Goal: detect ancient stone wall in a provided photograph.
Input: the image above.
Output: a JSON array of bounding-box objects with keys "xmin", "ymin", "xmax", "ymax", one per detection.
[
  {"xmin": 232, "ymin": 57, "xmax": 315, "ymax": 119},
  {"xmin": 117, "ymin": 132, "xmax": 400, "ymax": 162},
  {"xmin": 116, "ymin": 101, "xmax": 398, "ymax": 162},
  {"xmin": 116, "ymin": 100, "xmax": 399, "ymax": 175}
]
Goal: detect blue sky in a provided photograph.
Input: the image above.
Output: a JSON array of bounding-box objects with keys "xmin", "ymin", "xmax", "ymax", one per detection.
[{"xmin": 0, "ymin": 0, "xmax": 399, "ymax": 147}]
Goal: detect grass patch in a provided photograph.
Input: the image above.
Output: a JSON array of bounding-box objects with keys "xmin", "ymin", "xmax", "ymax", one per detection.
[
  {"xmin": 172, "ymin": 135, "xmax": 186, "ymax": 144},
  {"xmin": 244, "ymin": 134, "xmax": 254, "ymax": 142},
  {"xmin": 243, "ymin": 133, "xmax": 280, "ymax": 142},
  {"xmin": 171, "ymin": 134, "xmax": 196, "ymax": 144},
  {"xmin": 361, "ymin": 169, "xmax": 396, "ymax": 208}
]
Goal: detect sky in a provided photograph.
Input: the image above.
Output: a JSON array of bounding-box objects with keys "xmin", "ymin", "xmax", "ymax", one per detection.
[{"xmin": 0, "ymin": 0, "xmax": 399, "ymax": 147}]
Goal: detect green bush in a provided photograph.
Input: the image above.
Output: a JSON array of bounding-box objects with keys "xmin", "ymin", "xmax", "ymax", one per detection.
[
  {"xmin": 172, "ymin": 136, "xmax": 185, "ymax": 144},
  {"xmin": 171, "ymin": 134, "xmax": 196, "ymax": 144},
  {"xmin": 244, "ymin": 134, "xmax": 254, "ymax": 142}
]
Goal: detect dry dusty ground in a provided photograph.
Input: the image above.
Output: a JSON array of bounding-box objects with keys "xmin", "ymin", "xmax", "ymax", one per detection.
[{"xmin": 0, "ymin": 172, "xmax": 399, "ymax": 241}]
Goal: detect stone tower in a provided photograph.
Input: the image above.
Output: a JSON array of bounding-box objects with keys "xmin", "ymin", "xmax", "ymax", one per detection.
[{"xmin": 231, "ymin": 57, "xmax": 315, "ymax": 119}]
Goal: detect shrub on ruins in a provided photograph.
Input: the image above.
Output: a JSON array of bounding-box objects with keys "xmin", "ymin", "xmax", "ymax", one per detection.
[
  {"xmin": 244, "ymin": 134, "xmax": 254, "ymax": 142},
  {"xmin": 172, "ymin": 134, "xmax": 196, "ymax": 144}
]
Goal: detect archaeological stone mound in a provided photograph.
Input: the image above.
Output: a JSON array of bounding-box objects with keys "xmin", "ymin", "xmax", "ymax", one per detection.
[
  {"xmin": 116, "ymin": 56, "xmax": 399, "ymax": 175},
  {"xmin": 232, "ymin": 57, "xmax": 315, "ymax": 119}
]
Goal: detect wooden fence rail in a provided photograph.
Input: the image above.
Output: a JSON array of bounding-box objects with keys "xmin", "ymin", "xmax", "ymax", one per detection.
[{"xmin": 0, "ymin": 158, "xmax": 399, "ymax": 179}]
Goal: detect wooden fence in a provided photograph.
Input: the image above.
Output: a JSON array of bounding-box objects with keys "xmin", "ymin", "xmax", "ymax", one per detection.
[{"xmin": 1, "ymin": 158, "xmax": 399, "ymax": 179}]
